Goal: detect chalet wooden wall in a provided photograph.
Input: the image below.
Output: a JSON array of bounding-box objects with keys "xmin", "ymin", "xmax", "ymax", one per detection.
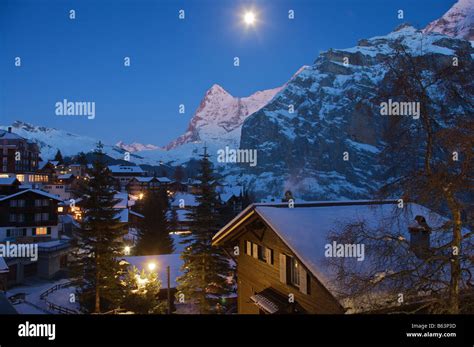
[{"xmin": 235, "ymin": 218, "xmax": 344, "ymax": 314}]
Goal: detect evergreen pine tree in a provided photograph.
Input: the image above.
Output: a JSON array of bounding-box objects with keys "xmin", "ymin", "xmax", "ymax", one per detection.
[
  {"xmin": 173, "ymin": 165, "xmax": 185, "ymax": 182},
  {"xmin": 71, "ymin": 143, "xmax": 126, "ymax": 313},
  {"xmin": 135, "ymin": 188, "xmax": 175, "ymax": 255},
  {"xmin": 54, "ymin": 149, "xmax": 64, "ymax": 164},
  {"xmin": 76, "ymin": 152, "xmax": 88, "ymax": 165},
  {"xmin": 121, "ymin": 266, "xmax": 166, "ymax": 314},
  {"xmin": 177, "ymin": 148, "xmax": 233, "ymax": 313}
]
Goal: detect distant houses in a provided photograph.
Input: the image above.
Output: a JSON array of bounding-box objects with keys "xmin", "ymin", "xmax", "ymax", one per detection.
[{"xmin": 108, "ymin": 164, "xmax": 145, "ymax": 191}]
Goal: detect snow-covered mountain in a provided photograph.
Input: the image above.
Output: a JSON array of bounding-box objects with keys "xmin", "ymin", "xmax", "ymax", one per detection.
[
  {"xmin": 115, "ymin": 141, "xmax": 159, "ymax": 153},
  {"xmin": 424, "ymin": 0, "xmax": 473, "ymax": 40},
  {"xmin": 0, "ymin": 121, "xmax": 166, "ymax": 166},
  {"xmin": 235, "ymin": 25, "xmax": 473, "ymax": 200},
  {"xmin": 165, "ymin": 84, "xmax": 282, "ymax": 151}
]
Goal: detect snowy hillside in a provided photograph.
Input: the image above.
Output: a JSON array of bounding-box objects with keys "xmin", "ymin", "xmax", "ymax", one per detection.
[
  {"xmin": 0, "ymin": 121, "xmax": 106, "ymax": 161},
  {"xmin": 424, "ymin": 0, "xmax": 474, "ymax": 41},
  {"xmin": 0, "ymin": 121, "xmax": 165, "ymax": 166}
]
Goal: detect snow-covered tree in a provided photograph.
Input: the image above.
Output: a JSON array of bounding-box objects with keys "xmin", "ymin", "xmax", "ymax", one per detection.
[
  {"xmin": 71, "ymin": 143, "xmax": 127, "ymax": 313},
  {"xmin": 121, "ymin": 266, "xmax": 166, "ymax": 314},
  {"xmin": 177, "ymin": 148, "xmax": 234, "ymax": 313}
]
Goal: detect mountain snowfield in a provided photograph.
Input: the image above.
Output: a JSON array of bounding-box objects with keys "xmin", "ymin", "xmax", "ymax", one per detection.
[
  {"xmin": 1, "ymin": 0, "xmax": 472, "ymax": 200},
  {"xmin": 424, "ymin": 0, "xmax": 473, "ymax": 41},
  {"xmin": 115, "ymin": 141, "xmax": 159, "ymax": 153},
  {"xmin": 235, "ymin": 23, "xmax": 473, "ymax": 200},
  {"xmin": 165, "ymin": 84, "xmax": 283, "ymax": 151}
]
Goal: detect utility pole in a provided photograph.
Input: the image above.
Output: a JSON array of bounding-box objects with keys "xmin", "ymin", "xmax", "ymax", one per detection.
[{"xmin": 167, "ymin": 265, "xmax": 171, "ymax": 314}]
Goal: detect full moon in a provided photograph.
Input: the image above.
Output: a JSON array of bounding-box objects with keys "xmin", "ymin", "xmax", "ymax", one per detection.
[{"xmin": 243, "ymin": 11, "xmax": 256, "ymax": 26}]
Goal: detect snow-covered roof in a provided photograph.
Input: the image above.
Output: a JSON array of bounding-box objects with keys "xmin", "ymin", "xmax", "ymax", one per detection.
[
  {"xmin": 157, "ymin": 177, "xmax": 172, "ymax": 183},
  {"xmin": 133, "ymin": 177, "xmax": 156, "ymax": 183},
  {"xmin": 121, "ymin": 254, "xmax": 184, "ymax": 288},
  {"xmin": 108, "ymin": 165, "xmax": 144, "ymax": 174},
  {"xmin": 113, "ymin": 192, "xmax": 130, "ymax": 209},
  {"xmin": 129, "ymin": 210, "xmax": 144, "ymax": 219},
  {"xmin": 0, "ymin": 177, "xmax": 20, "ymax": 186},
  {"xmin": 0, "ymin": 189, "xmax": 63, "ymax": 202},
  {"xmin": 37, "ymin": 239, "xmax": 70, "ymax": 250},
  {"xmin": 213, "ymin": 200, "xmax": 448, "ymax": 294},
  {"xmin": 117, "ymin": 209, "xmax": 130, "ymax": 223},
  {"xmin": 0, "ymin": 129, "xmax": 25, "ymax": 140},
  {"xmin": 116, "ymin": 208, "xmax": 143, "ymax": 223},
  {"xmin": 171, "ymin": 192, "xmax": 198, "ymax": 207},
  {"xmin": 218, "ymin": 185, "xmax": 243, "ymax": 202}
]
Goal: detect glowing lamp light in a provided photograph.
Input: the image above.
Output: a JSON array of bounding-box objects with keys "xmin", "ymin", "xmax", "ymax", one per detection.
[
  {"xmin": 138, "ymin": 193, "xmax": 144, "ymax": 200},
  {"xmin": 147, "ymin": 262, "xmax": 156, "ymax": 271},
  {"xmin": 124, "ymin": 246, "xmax": 131, "ymax": 255}
]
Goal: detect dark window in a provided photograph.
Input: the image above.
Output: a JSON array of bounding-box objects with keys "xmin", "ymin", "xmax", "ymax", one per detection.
[
  {"xmin": 257, "ymin": 245, "xmax": 265, "ymax": 262},
  {"xmin": 288, "ymin": 257, "xmax": 300, "ymax": 287}
]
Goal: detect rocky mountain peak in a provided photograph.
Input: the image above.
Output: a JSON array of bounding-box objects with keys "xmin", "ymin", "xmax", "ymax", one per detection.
[{"xmin": 424, "ymin": 0, "xmax": 474, "ymax": 40}]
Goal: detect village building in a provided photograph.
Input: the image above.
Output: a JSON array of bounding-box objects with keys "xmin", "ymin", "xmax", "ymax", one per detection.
[
  {"xmin": 108, "ymin": 164, "xmax": 145, "ymax": 191},
  {"xmin": 41, "ymin": 173, "xmax": 79, "ymax": 201},
  {"xmin": 0, "ymin": 128, "xmax": 48, "ymax": 186},
  {"xmin": 0, "ymin": 189, "xmax": 70, "ymax": 286},
  {"xmin": 126, "ymin": 176, "xmax": 173, "ymax": 197},
  {"xmin": 212, "ymin": 200, "xmax": 447, "ymax": 314}
]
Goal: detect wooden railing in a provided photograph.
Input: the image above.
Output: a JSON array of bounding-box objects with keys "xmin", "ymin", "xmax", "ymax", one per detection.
[{"xmin": 39, "ymin": 280, "xmax": 79, "ymax": 314}]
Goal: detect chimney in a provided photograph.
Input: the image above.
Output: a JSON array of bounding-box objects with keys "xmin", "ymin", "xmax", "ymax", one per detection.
[
  {"xmin": 8, "ymin": 127, "xmax": 12, "ymax": 133},
  {"xmin": 282, "ymin": 190, "xmax": 294, "ymax": 203},
  {"xmin": 408, "ymin": 215, "xmax": 431, "ymax": 259}
]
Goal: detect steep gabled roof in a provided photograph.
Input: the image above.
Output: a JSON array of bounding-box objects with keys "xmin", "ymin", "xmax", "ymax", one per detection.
[
  {"xmin": 213, "ymin": 200, "xmax": 447, "ymax": 295},
  {"xmin": 0, "ymin": 189, "xmax": 63, "ymax": 202},
  {"xmin": 0, "ymin": 177, "xmax": 21, "ymax": 186}
]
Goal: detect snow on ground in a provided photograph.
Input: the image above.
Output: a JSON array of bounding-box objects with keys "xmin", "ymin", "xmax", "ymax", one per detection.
[{"xmin": 5, "ymin": 278, "xmax": 78, "ymax": 314}]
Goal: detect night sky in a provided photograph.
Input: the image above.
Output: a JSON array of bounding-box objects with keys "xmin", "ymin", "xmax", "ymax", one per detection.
[{"xmin": 0, "ymin": 0, "xmax": 456, "ymax": 145}]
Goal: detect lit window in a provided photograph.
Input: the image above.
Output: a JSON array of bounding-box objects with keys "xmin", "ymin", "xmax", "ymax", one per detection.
[
  {"xmin": 57, "ymin": 206, "xmax": 64, "ymax": 212},
  {"xmin": 34, "ymin": 227, "xmax": 48, "ymax": 235}
]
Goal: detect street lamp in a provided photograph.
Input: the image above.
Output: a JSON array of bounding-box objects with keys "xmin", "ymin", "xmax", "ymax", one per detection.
[{"xmin": 147, "ymin": 262, "xmax": 156, "ymax": 271}]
